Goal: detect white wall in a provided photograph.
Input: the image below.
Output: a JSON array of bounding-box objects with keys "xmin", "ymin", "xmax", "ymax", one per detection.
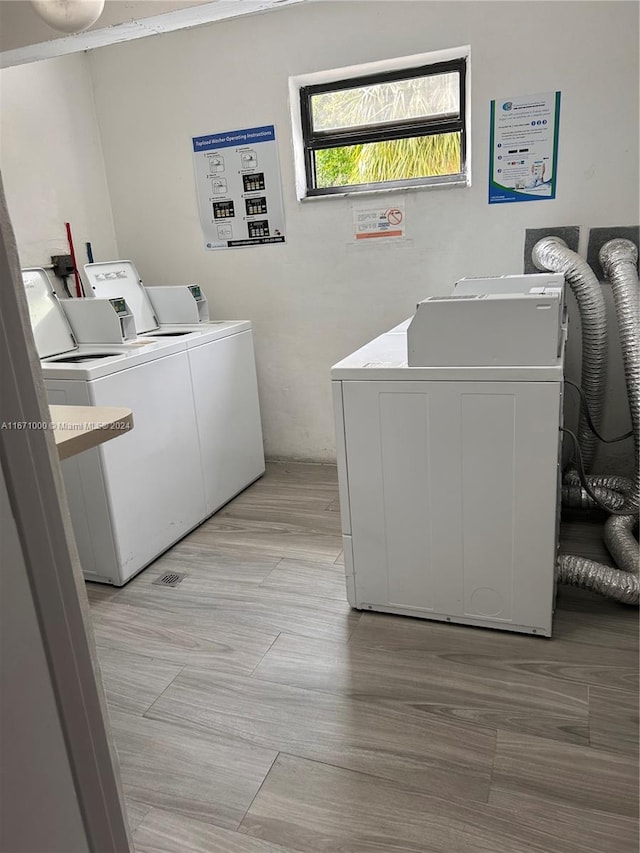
[
  {"xmin": 1, "ymin": 2, "xmax": 635, "ymax": 461},
  {"xmin": 0, "ymin": 52, "xmax": 118, "ymax": 270},
  {"xmin": 86, "ymin": 0, "xmax": 639, "ymax": 461}
]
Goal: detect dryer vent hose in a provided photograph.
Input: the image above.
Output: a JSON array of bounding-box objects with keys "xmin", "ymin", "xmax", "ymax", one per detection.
[
  {"xmin": 532, "ymin": 237, "xmax": 607, "ymax": 472},
  {"xmin": 532, "ymin": 237, "xmax": 639, "ymax": 605}
]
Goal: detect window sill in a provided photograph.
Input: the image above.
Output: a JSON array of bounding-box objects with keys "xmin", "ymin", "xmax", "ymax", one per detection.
[{"xmin": 298, "ymin": 176, "xmax": 470, "ymax": 202}]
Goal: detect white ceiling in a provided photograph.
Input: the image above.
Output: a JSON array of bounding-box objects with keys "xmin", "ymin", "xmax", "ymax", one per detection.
[{"xmin": 0, "ymin": 0, "xmax": 306, "ymax": 68}]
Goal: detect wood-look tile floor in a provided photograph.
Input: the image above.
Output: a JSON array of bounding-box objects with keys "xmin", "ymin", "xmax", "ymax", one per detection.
[{"xmin": 86, "ymin": 462, "xmax": 640, "ymax": 853}]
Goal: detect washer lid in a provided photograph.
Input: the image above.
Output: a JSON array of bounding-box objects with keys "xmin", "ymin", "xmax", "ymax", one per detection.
[
  {"xmin": 22, "ymin": 268, "xmax": 78, "ymax": 359},
  {"xmin": 84, "ymin": 260, "xmax": 159, "ymax": 334}
]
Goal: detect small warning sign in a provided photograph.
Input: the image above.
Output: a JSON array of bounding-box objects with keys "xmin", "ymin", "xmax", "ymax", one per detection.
[{"xmin": 353, "ymin": 203, "xmax": 405, "ymax": 240}]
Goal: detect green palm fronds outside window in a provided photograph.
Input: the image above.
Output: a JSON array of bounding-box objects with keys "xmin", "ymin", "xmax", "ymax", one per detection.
[
  {"xmin": 315, "ymin": 134, "xmax": 462, "ymax": 188},
  {"xmin": 310, "ymin": 74, "xmax": 462, "ymax": 189}
]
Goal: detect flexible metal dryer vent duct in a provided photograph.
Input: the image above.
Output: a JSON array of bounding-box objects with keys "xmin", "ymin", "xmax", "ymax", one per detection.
[
  {"xmin": 600, "ymin": 239, "xmax": 640, "ymax": 510},
  {"xmin": 532, "ymin": 237, "xmax": 607, "ymax": 472},
  {"xmin": 532, "ymin": 236, "xmax": 639, "ymax": 605}
]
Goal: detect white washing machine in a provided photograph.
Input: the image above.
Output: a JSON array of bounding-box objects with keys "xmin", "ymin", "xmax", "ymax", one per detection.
[
  {"xmin": 83, "ymin": 261, "xmax": 265, "ymax": 515},
  {"xmin": 332, "ymin": 276, "xmax": 566, "ymax": 637},
  {"xmin": 23, "ymin": 268, "xmax": 206, "ymax": 585}
]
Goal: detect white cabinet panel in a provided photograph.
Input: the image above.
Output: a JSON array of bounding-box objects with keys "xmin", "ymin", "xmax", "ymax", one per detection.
[
  {"xmin": 93, "ymin": 352, "xmax": 204, "ymax": 581},
  {"xmin": 340, "ymin": 379, "xmax": 560, "ymax": 635},
  {"xmin": 189, "ymin": 330, "xmax": 265, "ymax": 515}
]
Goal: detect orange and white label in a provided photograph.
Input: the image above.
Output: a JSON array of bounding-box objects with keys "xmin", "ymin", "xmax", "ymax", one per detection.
[{"xmin": 353, "ymin": 203, "xmax": 405, "ymax": 241}]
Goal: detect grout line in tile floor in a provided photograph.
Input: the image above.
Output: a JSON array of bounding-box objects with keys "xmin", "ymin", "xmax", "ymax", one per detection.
[
  {"xmin": 139, "ymin": 662, "xmax": 189, "ymax": 717},
  {"xmin": 257, "ymin": 557, "xmax": 286, "ymax": 589},
  {"xmin": 248, "ymin": 631, "xmax": 283, "ymax": 677},
  {"xmin": 235, "ymin": 751, "xmax": 281, "ymax": 831}
]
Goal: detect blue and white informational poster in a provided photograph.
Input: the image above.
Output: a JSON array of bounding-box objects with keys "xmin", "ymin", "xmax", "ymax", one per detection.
[
  {"xmin": 192, "ymin": 124, "xmax": 286, "ymax": 249},
  {"xmin": 488, "ymin": 92, "xmax": 561, "ymax": 204}
]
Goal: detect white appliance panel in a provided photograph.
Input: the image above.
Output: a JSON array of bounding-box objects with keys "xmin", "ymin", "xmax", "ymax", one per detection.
[
  {"xmin": 340, "ymin": 379, "xmax": 560, "ymax": 635},
  {"xmin": 407, "ymin": 292, "xmax": 563, "ymax": 367},
  {"xmin": 331, "ymin": 381, "xmax": 351, "ymax": 536},
  {"xmin": 189, "ymin": 331, "xmax": 264, "ymax": 514},
  {"xmin": 460, "ymin": 393, "xmax": 516, "ymax": 621},
  {"xmin": 331, "ymin": 321, "xmax": 565, "ymax": 383},
  {"xmin": 88, "ymin": 352, "xmax": 205, "ymax": 582},
  {"xmin": 146, "ymin": 285, "xmax": 210, "ymax": 324},
  {"xmin": 22, "ymin": 267, "xmax": 77, "ymax": 357},
  {"xmin": 44, "ymin": 352, "xmax": 205, "ymax": 585},
  {"xmin": 379, "ymin": 391, "xmax": 434, "ymax": 610},
  {"xmin": 84, "ymin": 261, "xmax": 159, "ymax": 334},
  {"xmin": 454, "ymin": 273, "xmax": 564, "ymax": 295},
  {"xmin": 342, "ymin": 534, "xmax": 356, "ymax": 605},
  {"xmin": 60, "ymin": 297, "xmax": 136, "ymax": 344}
]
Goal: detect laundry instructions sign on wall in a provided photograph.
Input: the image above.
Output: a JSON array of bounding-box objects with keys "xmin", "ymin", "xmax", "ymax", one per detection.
[
  {"xmin": 192, "ymin": 124, "xmax": 286, "ymax": 249},
  {"xmin": 488, "ymin": 92, "xmax": 561, "ymax": 204}
]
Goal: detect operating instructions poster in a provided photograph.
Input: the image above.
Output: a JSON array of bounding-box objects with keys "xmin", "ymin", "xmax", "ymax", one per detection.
[
  {"xmin": 488, "ymin": 92, "xmax": 561, "ymax": 204},
  {"xmin": 192, "ymin": 124, "xmax": 286, "ymax": 249}
]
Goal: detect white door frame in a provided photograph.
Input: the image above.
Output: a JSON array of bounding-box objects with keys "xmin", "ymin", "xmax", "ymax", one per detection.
[{"xmin": 0, "ymin": 174, "xmax": 132, "ymax": 851}]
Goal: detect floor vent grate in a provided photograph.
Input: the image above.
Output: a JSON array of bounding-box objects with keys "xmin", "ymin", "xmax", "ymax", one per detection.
[{"xmin": 152, "ymin": 571, "xmax": 187, "ymax": 587}]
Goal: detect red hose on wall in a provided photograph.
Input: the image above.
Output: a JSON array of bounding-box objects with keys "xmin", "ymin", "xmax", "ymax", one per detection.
[{"xmin": 65, "ymin": 221, "xmax": 84, "ymax": 297}]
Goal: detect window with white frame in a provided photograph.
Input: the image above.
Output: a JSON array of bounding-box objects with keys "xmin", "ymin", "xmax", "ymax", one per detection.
[{"xmin": 291, "ymin": 48, "xmax": 470, "ymax": 198}]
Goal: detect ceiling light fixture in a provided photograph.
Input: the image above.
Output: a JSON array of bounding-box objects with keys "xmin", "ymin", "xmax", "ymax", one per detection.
[{"xmin": 30, "ymin": 0, "xmax": 106, "ymax": 34}]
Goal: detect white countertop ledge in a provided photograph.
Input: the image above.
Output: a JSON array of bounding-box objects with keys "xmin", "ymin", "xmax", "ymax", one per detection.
[{"xmin": 49, "ymin": 405, "xmax": 133, "ymax": 460}]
